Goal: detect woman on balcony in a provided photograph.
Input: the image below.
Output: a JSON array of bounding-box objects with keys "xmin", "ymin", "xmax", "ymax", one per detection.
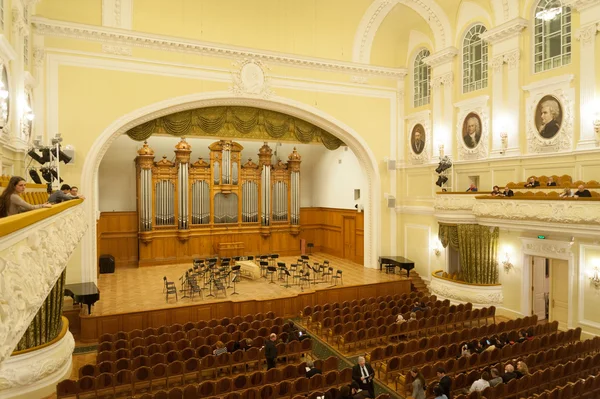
[{"xmin": 0, "ymin": 176, "xmax": 51, "ymax": 217}]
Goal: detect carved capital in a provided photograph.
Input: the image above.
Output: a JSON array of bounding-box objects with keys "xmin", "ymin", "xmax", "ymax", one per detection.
[
  {"xmin": 575, "ymin": 23, "xmax": 599, "ymax": 46},
  {"xmin": 11, "ymin": 8, "xmax": 25, "ymax": 35},
  {"xmin": 32, "ymin": 47, "xmax": 45, "ymax": 67},
  {"xmin": 491, "ymin": 55, "xmax": 504, "ymax": 73},
  {"xmin": 504, "ymin": 49, "xmax": 520, "ymax": 70}
]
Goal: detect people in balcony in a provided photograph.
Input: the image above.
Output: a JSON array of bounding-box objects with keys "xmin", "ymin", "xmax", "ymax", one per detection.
[
  {"xmin": 491, "ymin": 186, "xmax": 501, "ymax": 196},
  {"xmin": 465, "ymin": 183, "xmax": 478, "ymax": 192},
  {"xmin": 0, "ymin": 176, "xmax": 51, "ymax": 217},
  {"xmin": 574, "ymin": 185, "xmax": 592, "ymax": 198},
  {"xmin": 48, "ymin": 184, "xmax": 85, "ymax": 203},
  {"xmin": 546, "ymin": 177, "xmax": 557, "ymax": 186},
  {"xmin": 524, "ymin": 177, "xmax": 540, "ymax": 188},
  {"xmin": 502, "ymin": 186, "xmax": 514, "ymax": 197},
  {"xmin": 559, "ymin": 187, "xmax": 573, "ymax": 198}
]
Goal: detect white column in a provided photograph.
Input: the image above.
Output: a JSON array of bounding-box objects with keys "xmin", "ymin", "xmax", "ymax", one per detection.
[
  {"xmin": 490, "ymin": 54, "xmax": 505, "ymax": 156},
  {"xmin": 575, "ymin": 22, "xmax": 599, "ymax": 149},
  {"xmin": 504, "ymin": 49, "xmax": 521, "ymax": 155},
  {"xmin": 430, "ymin": 77, "xmax": 444, "ymax": 160}
]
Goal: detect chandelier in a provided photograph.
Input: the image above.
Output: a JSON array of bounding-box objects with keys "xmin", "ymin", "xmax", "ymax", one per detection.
[{"xmin": 536, "ymin": 6, "xmax": 562, "ymax": 21}]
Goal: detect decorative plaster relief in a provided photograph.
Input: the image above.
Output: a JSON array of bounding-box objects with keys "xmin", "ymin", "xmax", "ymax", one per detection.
[
  {"xmin": 472, "ymin": 200, "xmax": 600, "ymax": 225},
  {"xmin": 230, "ymin": 59, "xmax": 272, "ymax": 98},
  {"xmin": 430, "ymin": 276, "xmax": 504, "ymax": 305},
  {"xmin": 434, "ymin": 194, "xmax": 478, "ymax": 211},
  {"xmin": 406, "ymin": 110, "xmax": 431, "ymax": 164},
  {"xmin": 575, "ymin": 23, "xmax": 600, "ymax": 46},
  {"xmin": 33, "ymin": 17, "xmax": 405, "ymax": 79},
  {"xmin": 101, "ymin": 44, "xmax": 132, "ymax": 56},
  {"xmin": 0, "ymin": 206, "xmax": 87, "ymax": 364},
  {"xmin": 0, "ymin": 330, "xmax": 74, "ymax": 395},
  {"xmin": 523, "ymin": 75, "xmax": 575, "ymax": 154}
]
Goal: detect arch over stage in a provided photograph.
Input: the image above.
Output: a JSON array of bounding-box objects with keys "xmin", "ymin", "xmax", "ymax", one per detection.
[{"xmin": 80, "ymin": 92, "xmax": 382, "ymax": 283}]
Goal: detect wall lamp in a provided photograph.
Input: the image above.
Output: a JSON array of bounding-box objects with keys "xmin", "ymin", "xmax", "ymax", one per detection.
[
  {"xmin": 432, "ymin": 239, "xmax": 442, "ymax": 257},
  {"xmin": 594, "ymin": 119, "xmax": 600, "ymax": 146},
  {"xmin": 590, "ymin": 267, "xmax": 600, "ymax": 289},
  {"xmin": 502, "ymin": 253, "xmax": 513, "ymax": 273}
]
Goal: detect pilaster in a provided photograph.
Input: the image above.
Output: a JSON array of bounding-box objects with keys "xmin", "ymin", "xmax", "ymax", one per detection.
[{"xmin": 575, "ymin": 22, "xmax": 600, "ymax": 149}]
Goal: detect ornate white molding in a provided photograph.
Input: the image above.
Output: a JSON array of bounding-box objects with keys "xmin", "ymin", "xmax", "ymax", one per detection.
[
  {"xmin": 423, "ymin": 47, "xmax": 458, "ymax": 68},
  {"xmin": 575, "ymin": 23, "xmax": 600, "ymax": 45},
  {"xmin": 473, "ymin": 200, "xmax": 600, "ymax": 226},
  {"xmin": 351, "ymin": 0, "xmax": 452, "ymax": 63},
  {"xmin": 523, "ymin": 75, "xmax": 575, "ymax": 154},
  {"xmin": 230, "ymin": 59, "xmax": 272, "ymax": 98},
  {"xmin": 455, "ymin": 96, "xmax": 490, "ymax": 160},
  {"xmin": 431, "ymin": 72, "xmax": 453, "ymax": 89},
  {"xmin": 406, "ymin": 110, "xmax": 431, "ymax": 164},
  {"xmin": 0, "ymin": 330, "xmax": 74, "ymax": 397},
  {"xmin": 565, "ymin": 0, "xmax": 600, "ymax": 11},
  {"xmin": 491, "ymin": 55, "xmax": 504, "ymax": 73},
  {"xmin": 430, "ymin": 274, "xmax": 504, "ymax": 305},
  {"xmin": 0, "ymin": 205, "xmax": 87, "ymax": 364},
  {"xmin": 350, "ymin": 75, "xmax": 369, "ymax": 84},
  {"xmin": 33, "ymin": 17, "xmax": 406, "ymax": 79},
  {"xmin": 101, "ymin": 43, "xmax": 132, "ymax": 56},
  {"xmin": 434, "ymin": 195, "xmax": 478, "ymax": 212},
  {"xmin": 504, "ymin": 49, "xmax": 520, "ymax": 70},
  {"xmin": 480, "ymin": 17, "xmax": 527, "ymax": 44},
  {"xmin": 11, "ymin": 8, "xmax": 26, "ymax": 36},
  {"xmin": 32, "ymin": 46, "xmax": 45, "ymax": 67}
]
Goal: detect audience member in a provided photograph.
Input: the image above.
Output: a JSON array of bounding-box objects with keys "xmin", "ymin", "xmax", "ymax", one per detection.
[
  {"xmin": 436, "ymin": 367, "xmax": 452, "ymax": 399},
  {"xmin": 525, "ymin": 177, "xmax": 540, "ymax": 188},
  {"xmin": 0, "ymin": 176, "xmax": 51, "ymax": 217},
  {"xmin": 264, "ymin": 333, "xmax": 278, "ymax": 370},
  {"xmin": 516, "ymin": 361, "xmax": 530, "ymax": 378},
  {"xmin": 412, "ymin": 301, "xmax": 427, "ymax": 312},
  {"xmin": 409, "ymin": 312, "xmax": 417, "ymax": 322},
  {"xmin": 396, "ymin": 314, "xmax": 405, "ymax": 324},
  {"xmin": 349, "ymin": 381, "xmax": 372, "ymax": 398},
  {"xmin": 48, "ymin": 184, "xmax": 84, "ymax": 203},
  {"xmin": 546, "ymin": 177, "xmax": 557, "ymax": 186},
  {"xmin": 466, "ymin": 183, "xmax": 478, "ymax": 192},
  {"xmin": 491, "ymin": 185, "xmax": 501, "ymax": 196},
  {"xmin": 233, "ymin": 338, "xmax": 253, "ymax": 351},
  {"xmin": 560, "ymin": 187, "xmax": 573, "ymax": 198},
  {"xmin": 502, "ymin": 186, "xmax": 514, "ymax": 197},
  {"xmin": 69, "ymin": 186, "xmax": 80, "ymax": 197},
  {"xmin": 352, "ymin": 356, "xmax": 375, "ymax": 398},
  {"xmin": 468, "ymin": 371, "xmax": 490, "ymax": 393},
  {"xmin": 305, "ymin": 360, "xmax": 322, "ymax": 378},
  {"xmin": 410, "ymin": 367, "xmax": 426, "ymax": 399},
  {"xmin": 434, "ymin": 385, "xmax": 448, "ymax": 399},
  {"xmin": 460, "ymin": 343, "xmax": 472, "ymax": 357},
  {"xmin": 574, "ymin": 184, "xmax": 592, "ymax": 198},
  {"xmin": 502, "ymin": 364, "xmax": 517, "ymax": 383},
  {"xmin": 213, "ymin": 341, "xmax": 228, "ymax": 356},
  {"xmin": 489, "ymin": 368, "xmax": 503, "ymax": 387}
]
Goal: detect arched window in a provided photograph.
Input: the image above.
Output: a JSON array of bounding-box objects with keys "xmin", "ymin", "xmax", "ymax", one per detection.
[
  {"xmin": 462, "ymin": 24, "xmax": 488, "ymax": 93},
  {"xmin": 413, "ymin": 49, "xmax": 431, "ymax": 108},
  {"xmin": 534, "ymin": 0, "xmax": 571, "ymax": 73}
]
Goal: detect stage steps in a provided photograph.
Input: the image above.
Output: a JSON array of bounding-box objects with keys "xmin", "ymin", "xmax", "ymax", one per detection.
[{"xmin": 409, "ymin": 270, "xmax": 430, "ymax": 295}]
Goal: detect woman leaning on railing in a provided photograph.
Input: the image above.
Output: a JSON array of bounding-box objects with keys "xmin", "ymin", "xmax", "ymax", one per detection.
[{"xmin": 0, "ymin": 176, "xmax": 51, "ymax": 217}]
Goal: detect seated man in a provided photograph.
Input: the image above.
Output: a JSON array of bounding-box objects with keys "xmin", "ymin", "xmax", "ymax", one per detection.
[
  {"xmin": 546, "ymin": 177, "xmax": 557, "ymax": 186},
  {"xmin": 305, "ymin": 360, "xmax": 322, "ymax": 378},
  {"xmin": 502, "ymin": 186, "xmax": 514, "ymax": 197},
  {"xmin": 48, "ymin": 184, "xmax": 84, "ymax": 204},
  {"xmin": 525, "ymin": 177, "xmax": 540, "ymax": 188},
  {"xmin": 574, "ymin": 185, "xmax": 592, "ymax": 198},
  {"xmin": 468, "ymin": 371, "xmax": 490, "ymax": 393},
  {"xmin": 465, "ymin": 183, "xmax": 478, "ymax": 192},
  {"xmin": 69, "ymin": 185, "xmax": 80, "ymax": 197},
  {"xmin": 502, "ymin": 364, "xmax": 517, "ymax": 383}
]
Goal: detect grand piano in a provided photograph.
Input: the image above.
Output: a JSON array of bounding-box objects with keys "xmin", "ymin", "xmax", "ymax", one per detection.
[
  {"xmin": 64, "ymin": 282, "xmax": 100, "ymax": 315},
  {"xmin": 378, "ymin": 256, "xmax": 415, "ymax": 277}
]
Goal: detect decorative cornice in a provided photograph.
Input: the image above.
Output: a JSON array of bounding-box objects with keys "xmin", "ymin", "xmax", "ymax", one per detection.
[
  {"xmin": 0, "ymin": 205, "xmax": 87, "ymax": 364},
  {"xmin": 423, "ymin": 47, "xmax": 458, "ymax": 68},
  {"xmin": 565, "ymin": 0, "xmax": 600, "ymax": 11},
  {"xmin": 575, "ymin": 23, "xmax": 600, "ymax": 45},
  {"xmin": 101, "ymin": 43, "xmax": 132, "ymax": 56},
  {"xmin": 480, "ymin": 17, "xmax": 527, "ymax": 44},
  {"xmin": 33, "ymin": 17, "xmax": 407, "ymax": 79}
]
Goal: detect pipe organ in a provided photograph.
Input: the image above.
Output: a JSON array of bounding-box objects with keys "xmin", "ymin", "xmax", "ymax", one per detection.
[{"xmin": 135, "ymin": 139, "xmax": 302, "ymax": 257}]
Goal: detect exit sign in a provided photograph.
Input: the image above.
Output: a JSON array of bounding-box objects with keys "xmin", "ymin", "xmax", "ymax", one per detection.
[{"xmin": 538, "ymin": 235, "xmax": 546, "ymax": 239}]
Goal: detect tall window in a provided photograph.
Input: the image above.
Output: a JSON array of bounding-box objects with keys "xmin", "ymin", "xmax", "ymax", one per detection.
[
  {"xmin": 534, "ymin": 0, "xmax": 571, "ymax": 73},
  {"xmin": 413, "ymin": 49, "xmax": 431, "ymax": 108},
  {"xmin": 463, "ymin": 24, "xmax": 488, "ymax": 93}
]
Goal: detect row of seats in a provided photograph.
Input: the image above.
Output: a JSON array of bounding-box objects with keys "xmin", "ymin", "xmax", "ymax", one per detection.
[
  {"xmin": 92, "ymin": 339, "xmax": 312, "ymax": 374},
  {"xmin": 20, "ymin": 191, "xmax": 49, "ymax": 205},
  {"xmin": 450, "ymin": 355, "xmax": 600, "ymax": 399},
  {"xmin": 98, "ymin": 313, "xmax": 279, "ymax": 343},
  {"xmin": 526, "ymin": 371, "xmax": 600, "ymax": 399},
  {"xmin": 367, "ymin": 316, "xmax": 546, "ymax": 367},
  {"xmin": 506, "ymin": 175, "xmax": 600, "ymax": 188},
  {"xmin": 60, "ymin": 367, "xmax": 353, "ymax": 399},
  {"xmin": 98, "ymin": 327, "xmax": 290, "ymax": 355},
  {"xmin": 388, "ymin": 329, "xmax": 581, "ymax": 387}
]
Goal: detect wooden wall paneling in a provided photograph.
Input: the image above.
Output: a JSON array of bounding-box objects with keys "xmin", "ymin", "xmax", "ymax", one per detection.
[
  {"xmin": 122, "ymin": 313, "xmax": 144, "ymax": 333},
  {"xmin": 149, "ymin": 311, "xmax": 168, "ymax": 328},
  {"xmin": 196, "ymin": 306, "xmax": 212, "ymax": 322},
  {"xmin": 99, "ymin": 317, "xmax": 120, "ymax": 335}
]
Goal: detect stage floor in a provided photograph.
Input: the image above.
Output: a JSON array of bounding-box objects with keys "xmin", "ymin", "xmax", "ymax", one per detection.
[{"xmin": 89, "ymin": 253, "xmax": 409, "ymax": 317}]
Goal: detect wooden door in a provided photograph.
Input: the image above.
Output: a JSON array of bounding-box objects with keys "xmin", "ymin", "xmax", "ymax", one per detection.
[
  {"xmin": 531, "ymin": 256, "xmax": 547, "ymax": 320},
  {"xmin": 343, "ymin": 216, "xmax": 356, "ymax": 261},
  {"xmin": 550, "ymin": 259, "xmax": 569, "ymax": 330}
]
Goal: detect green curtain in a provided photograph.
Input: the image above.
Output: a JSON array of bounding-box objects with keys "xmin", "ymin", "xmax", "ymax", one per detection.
[
  {"xmin": 457, "ymin": 224, "xmax": 499, "ymax": 284},
  {"xmin": 126, "ymin": 106, "xmax": 345, "ymax": 150},
  {"xmin": 438, "ymin": 223, "xmax": 459, "ymax": 250},
  {"xmin": 14, "ymin": 270, "xmax": 66, "ymax": 351}
]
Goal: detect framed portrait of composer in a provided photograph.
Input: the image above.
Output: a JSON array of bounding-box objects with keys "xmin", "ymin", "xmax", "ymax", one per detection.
[
  {"xmin": 535, "ymin": 95, "xmax": 563, "ymax": 140},
  {"xmin": 410, "ymin": 124, "xmax": 426, "ymax": 155},
  {"xmin": 461, "ymin": 112, "xmax": 482, "ymax": 149}
]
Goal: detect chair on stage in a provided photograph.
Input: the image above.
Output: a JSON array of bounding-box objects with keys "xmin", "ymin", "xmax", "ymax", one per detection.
[
  {"xmin": 322, "ymin": 265, "xmax": 333, "ymax": 282},
  {"xmin": 331, "ymin": 270, "xmax": 343, "ymax": 286},
  {"xmin": 300, "ymin": 271, "xmax": 311, "ymax": 289},
  {"xmin": 214, "ymin": 278, "xmax": 228, "ymax": 298},
  {"xmin": 270, "ymin": 254, "xmax": 279, "ymax": 266},
  {"xmin": 163, "ymin": 277, "xmax": 178, "ymax": 302},
  {"xmin": 189, "ymin": 278, "xmax": 203, "ymax": 300},
  {"xmin": 266, "ymin": 266, "xmax": 277, "ymax": 284},
  {"xmin": 277, "ymin": 262, "xmax": 287, "ymax": 280},
  {"xmin": 259, "ymin": 261, "xmax": 269, "ymax": 279}
]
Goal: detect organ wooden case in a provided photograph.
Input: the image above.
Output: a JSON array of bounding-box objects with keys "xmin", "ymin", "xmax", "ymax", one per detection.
[{"xmin": 135, "ymin": 139, "xmax": 302, "ymax": 266}]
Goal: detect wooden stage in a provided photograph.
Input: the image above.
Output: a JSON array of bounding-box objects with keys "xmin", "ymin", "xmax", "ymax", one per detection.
[{"xmin": 73, "ymin": 253, "xmax": 411, "ymax": 342}]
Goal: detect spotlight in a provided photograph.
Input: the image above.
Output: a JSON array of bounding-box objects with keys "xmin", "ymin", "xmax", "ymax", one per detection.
[
  {"xmin": 50, "ymin": 147, "xmax": 72, "ymax": 164},
  {"xmin": 28, "ymin": 168, "xmax": 42, "ymax": 184},
  {"xmin": 27, "ymin": 148, "xmax": 45, "ymax": 164},
  {"xmin": 436, "ymin": 175, "xmax": 448, "ymax": 187},
  {"xmin": 435, "ymin": 156, "xmax": 453, "ymax": 174},
  {"xmin": 40, "ymin": 167, "xmax": 52, "ymax": 183},
  {"xmin": 39, "ymin": 148, "xmax": 51, "ymax": 163},
  {"xmin": 49, "ymin": 168, "xmax": 64, "ymax": 183}
]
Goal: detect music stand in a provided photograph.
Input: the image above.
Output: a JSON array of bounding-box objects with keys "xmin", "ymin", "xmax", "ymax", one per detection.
[
  {"xmin": 180, "ymin": 272, "xmax": 191, "ymax": 299},
  {"xmin": 281, "ymin": 268, "xmax": 292, "ymax": 288},
  {"xmin": 310, "ymin": 265, "xmax": 322, "ymax": 285},
  {"xmin": 231, "ymin": 273, "xmax": 240, "ymax": 295},
  {"xmin": 206, "ymin": 272, "xmax": 216, "ymax": 297},
  {"xmin": 267, "ymin": 266, "xmax": 277, "ymax": 284}
]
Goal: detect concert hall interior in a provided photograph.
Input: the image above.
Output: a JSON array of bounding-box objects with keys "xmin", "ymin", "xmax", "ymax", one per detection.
[{"xmin": 2, "ymin": 0, "xmax": 600, "ymax": 398}]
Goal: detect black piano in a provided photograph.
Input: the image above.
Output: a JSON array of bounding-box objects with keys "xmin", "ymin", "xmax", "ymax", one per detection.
[
  {"xmin": 64, "ymin": 282, "xmax": 100, "ymax": 315},
  {"xmin": 378, "ymin": 256, "xmax": 415, "ymax": 277}
]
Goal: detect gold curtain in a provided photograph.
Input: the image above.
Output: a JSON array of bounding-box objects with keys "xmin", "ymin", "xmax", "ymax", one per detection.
[
  {"xmin": 457, "ymin": 224, "xmax": 499, "ymax": 284},
  {"xmin": 126, "ymin": 106, "xmax": 345, "ymax": 150},
  {"xmin": 14, "ymin": 270, "xmax": 66, "ymax": 351},
  {"xmin": 438, "ymin": 223, "xmax": 459, "ymax": 250}
]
